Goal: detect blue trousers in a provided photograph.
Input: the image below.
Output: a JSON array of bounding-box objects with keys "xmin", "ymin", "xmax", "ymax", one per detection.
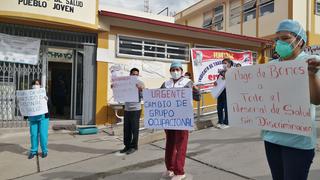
[
  {"xmin": 264, "ymin": 141, "xmax": 314, "ymax": 180},
  {"xmin": 29, "ymin": 118, "xmax": 49, "ymax": 154}
]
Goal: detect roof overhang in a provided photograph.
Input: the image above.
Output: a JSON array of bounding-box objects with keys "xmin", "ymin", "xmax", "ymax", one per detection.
[{"xmin": 99, "ymin": 10, "xmax": 273, "ymax": 50}]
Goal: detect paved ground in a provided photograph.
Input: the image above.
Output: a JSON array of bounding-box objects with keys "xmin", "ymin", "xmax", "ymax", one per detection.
[{"xmin": 0, "ymin": 107, "xmax": 319, "ymax": 180}]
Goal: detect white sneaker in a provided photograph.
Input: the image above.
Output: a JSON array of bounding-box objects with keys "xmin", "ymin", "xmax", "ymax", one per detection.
[
  {"xmin": 221, "ymin": 125, "xmax": 230, "ymax": 129},
  {"xmin": 171, "ymin": 174, "xmax": 186, "ymax": 180},
  {"xmin": 216, "ymin": 124, "xmax": 222, "ymax": 128},
  {"xmin": 162, "ymin": 170, "xmax": 174, "ymax": 178}
]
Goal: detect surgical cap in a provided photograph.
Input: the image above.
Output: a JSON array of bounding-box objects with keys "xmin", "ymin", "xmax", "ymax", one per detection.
[
  {"xmin": 276, "ymin": 19, "xmax": 307, "ymax": 43},
  {"xmin": 170, "ymin": 60, "xmax": 183, "ymax": 69}
]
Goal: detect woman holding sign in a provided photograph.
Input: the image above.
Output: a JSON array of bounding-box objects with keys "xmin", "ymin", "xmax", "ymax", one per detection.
[
  {"xmin": 262, "ymin": 20, "xmax": 320, "ymax": 180},
  {"xmin": 26, "ymin": 79, "xmax": 49, "ymax": 159},
  {"xmin": 160, "ymin": 61, "xmax": 199, "ymax": 180}
]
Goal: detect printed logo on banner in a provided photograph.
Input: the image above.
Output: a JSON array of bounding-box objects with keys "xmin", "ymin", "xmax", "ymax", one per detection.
[
  {"xmin": 143, "ymin": 88, "xmax": 194, "ymax": 130},
  {"xmin": 16, "ymin": 88, "xmax": 48, "ymax": 116},
  {"xmin": 226, "ymin": 61, "xmax": 312, "ymax": 136}
]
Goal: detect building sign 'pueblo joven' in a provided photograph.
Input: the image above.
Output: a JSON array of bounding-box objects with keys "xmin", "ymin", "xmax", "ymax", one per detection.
[{"xmin": 0, "ymin": 0, "xmax": 97, "ymax": 28}]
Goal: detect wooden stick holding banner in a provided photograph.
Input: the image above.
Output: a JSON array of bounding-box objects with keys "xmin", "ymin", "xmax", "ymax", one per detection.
[
  {"xmin": 143, "ymin": 88, "xmax": 194, "ymax": 130},
  {"xmin": 226, "ymin": 60, "xmax": 312, "ymax": 136}
]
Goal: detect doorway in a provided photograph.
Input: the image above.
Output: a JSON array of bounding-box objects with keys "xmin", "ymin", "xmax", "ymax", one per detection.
[{"xmin": 47, "ymin": 48, "xmax": 83, "ymax": 120}]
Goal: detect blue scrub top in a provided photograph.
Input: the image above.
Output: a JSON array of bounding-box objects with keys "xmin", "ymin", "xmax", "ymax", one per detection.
[{"xmin": 261, "ymin": 51, "xmax": 319, "ymax": 150}]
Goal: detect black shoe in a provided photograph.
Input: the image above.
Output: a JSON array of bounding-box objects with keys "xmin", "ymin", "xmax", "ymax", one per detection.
[
  {"xmin": 126, "ymin": 148, "xmax": 136, "ymax": 155},
  {"xmin": 120, "ymin": 147, "xmax": 129, "ymax": 154},
  {"xmin": 42, "ymin": 152, "xmax": 48, "ymax": 158},
  {"xmin": 28, "ymin": 153, "xmax": 36, "ymax": 159}
]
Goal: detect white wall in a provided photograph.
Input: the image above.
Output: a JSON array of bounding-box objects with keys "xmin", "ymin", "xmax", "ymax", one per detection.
[{"xmin": 106, "ymin": 34, "xmax": 188, "ymax": 102}]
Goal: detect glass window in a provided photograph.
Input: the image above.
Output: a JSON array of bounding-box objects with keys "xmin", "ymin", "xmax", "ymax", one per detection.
[
  {"xmin": 243, "ymin": 0, "xmax": 257, "ymax": 22},
  {"xmin": 203, "ymin": 10, "xmax": 213, "ymax": 29},
  {"xmin": 118, "ymin": 35, "xmax": 189, "ymax": 61},
  {"xmin": 259, "ymin": 0, "xmax": 274, "ymax": 16},
  {"xmin": 213, "ymin": 5, "xmax": 224, "ymax": 30},
  {"xmin": 230, "ymin": 0, "xmax": 241, "ymax": 26},
  {"xmin": 316, "ymin": 0, "xmax": 320, "ymax": 15}
]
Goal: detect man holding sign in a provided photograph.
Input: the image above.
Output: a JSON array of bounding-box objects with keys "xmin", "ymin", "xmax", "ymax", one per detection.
[{"xmin": 112, "ymin": 68, "xmax": 145, "ymax": 155}]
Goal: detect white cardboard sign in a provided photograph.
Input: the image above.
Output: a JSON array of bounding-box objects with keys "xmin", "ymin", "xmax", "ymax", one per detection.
[
  {"xmin": 16, "ymin": 88, "xmax": 48, "ymax": 116},
  {"xmin": 143, "ymin": 88, "xmax": 194, "ymax": 130},
  {"xmin": 226, "ymin": 61, "xmax": 312, "ymax": 136},
  {"xmin": 111, "ymin": 76, "xmax": 139, "ymax": 102},
  {"xmin": 210, "ymin": 78, "xmax": 226, "ymax": 98}
]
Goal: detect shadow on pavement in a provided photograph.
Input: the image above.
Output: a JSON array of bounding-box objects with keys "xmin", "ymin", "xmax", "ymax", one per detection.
[
  {"xmin": 253, "ymin": 169, "xmax": 320, "ymax": 180},
  {"xmin": 39, "ymin": 171, "xmax": 92, "ymax": 180},
  {"xmin": 48, "ymin": 144, "xmax": 114, "ymax": 154},
  {"xmin": 0, "ymin": 143, "xmax": 28, "ymax": 155},
  {"xmin": 97, "ymin": 172, "xmax": 164, "ymax": 180},
  {"xmin": 188, "ymin": 137, "xmax": 261, "ymax": 147}
]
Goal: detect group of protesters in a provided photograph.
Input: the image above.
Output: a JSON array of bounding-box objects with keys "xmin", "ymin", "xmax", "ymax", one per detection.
[{"xmin": 23, "ymin": 19, "xmax": 320, "ymax": 180}]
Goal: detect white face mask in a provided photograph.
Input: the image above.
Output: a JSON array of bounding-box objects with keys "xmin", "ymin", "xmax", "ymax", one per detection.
[
  {"xmin": 222, "ymin": 64, "xmax": 227, "ymax": 69},
  {"xmin": 32, "ymin": 85, "xmax": 41, "ymax": 89},
  {"xmin": 171, "ymin": 71, "xmax": 182, "ymax": 80}
]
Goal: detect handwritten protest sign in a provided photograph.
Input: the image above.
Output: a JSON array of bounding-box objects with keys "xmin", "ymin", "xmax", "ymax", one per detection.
[
  {"xmin": 143, "ymin": 88, "xmax": 194, "ymax": 130},
  {"xmin": 226, "ymin": 61, "xmax": 311, "ymax": 136},
  {"xmin": 211, "ymin": 78, "xmax": 226, "ymax": 98},
  {"xmin": 111, "ymin": 76, "xmax": 139, "ymax": 102},
  {"xmin": 16, "ymin": 88, "xmax": 48, "ymax": 116}
]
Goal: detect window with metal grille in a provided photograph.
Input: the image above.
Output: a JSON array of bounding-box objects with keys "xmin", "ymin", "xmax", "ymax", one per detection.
[
  {"xmin": 213, "ymin": 5, "xmax": 224, "ymax": 30},
  {"xmin": 259, "ymin": 0, "xmax": 274, "ymax": 17},
  {"xmin": 117, "ymin": 35, "xmax": 189, "ymax": 61},
  {"xmin": 316, "ymin": 0, "xmax": 320, "ymax": 15},
  {"xmin": 243, "ymin": 0, "xmax": 257, "ymax": 22},
  {"xmin": 229, "ymin": 0, "xmax": 241, "ymax": 26},
  {"xmin": 202, "ymin": 10, "xmax": 213, "ymax": 29}
]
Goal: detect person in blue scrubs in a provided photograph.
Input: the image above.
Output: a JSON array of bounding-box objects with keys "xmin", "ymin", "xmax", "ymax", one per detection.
[
  {"xmin": 262, "ymin": 20, "xmax": 320, "ymax": 180},
  {"xmin": 27, "ymin": 79, "xmax": 49, "ymax": 159}
]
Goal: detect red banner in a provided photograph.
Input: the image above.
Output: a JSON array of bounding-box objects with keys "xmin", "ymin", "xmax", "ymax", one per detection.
[{"xmin": 191, "ymin": 48, "xmax": 253, "ymax": 90}]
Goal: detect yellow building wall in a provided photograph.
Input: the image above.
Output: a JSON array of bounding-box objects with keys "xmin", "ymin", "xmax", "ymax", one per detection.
[
  {"xmin": 292, "ymin": 0, "xmax": 307, "ymax": 31},
  {"xmin": 186, "ymin": 13, "xmax": 204, "ymax": 28},
  {"xmin": 315, "ymin": 16, "xmax": 320, "ymax": 35},
  {"xmin": 228, "ymin": 24, "xmax": 241, "ymax": 35},
  {"xmin": 96, "ymin": 32, "xmax": 109, "ymax": 125},
  {"xmin": 243, "ymin": 20, "xmax": 256, "ymax": 37},
  {"xmin": 259, "ymin": 0, "xmax": 288, "ymax": 37}
]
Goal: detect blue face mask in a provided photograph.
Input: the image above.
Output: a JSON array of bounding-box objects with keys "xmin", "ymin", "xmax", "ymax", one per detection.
[{"xmin": 275, "ymin": 40, "xmax": 294, "ymax": 59}]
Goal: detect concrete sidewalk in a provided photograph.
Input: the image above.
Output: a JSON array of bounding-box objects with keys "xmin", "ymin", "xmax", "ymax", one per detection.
[{"xmin": 1, "ymin": 120, "xmax": 319, "ymax": 180}]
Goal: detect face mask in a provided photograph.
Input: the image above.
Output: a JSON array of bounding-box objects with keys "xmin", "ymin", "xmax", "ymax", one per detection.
[
  {"xmin": 275, "ymin": 40, "xmax": 295, "ymax": 58},
  {"xmin": 184, "ymin": 76, "xmax": 190, "ymax": 79},
  {"xmin": 32, "ymin": 85, "xmax": 40, "ymax": 89},
  {"xmin": 222, "ymin": 64, "xmax": 227, "ymax": 69},
  {"xmin": 171, "ymin": 71, "xmax": 182, "ymax": 80}
]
